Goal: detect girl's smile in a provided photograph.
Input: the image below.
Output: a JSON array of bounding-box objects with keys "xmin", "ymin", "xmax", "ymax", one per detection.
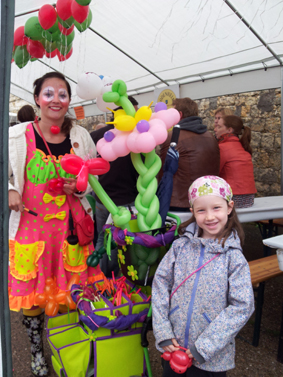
[{"xmin": 191, "ymin": 195, "xmax": 234, "ymax": 239}]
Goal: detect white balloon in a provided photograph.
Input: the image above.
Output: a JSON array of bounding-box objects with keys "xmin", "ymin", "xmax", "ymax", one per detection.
[
  {"xmin": 102, "ymin": 76, "xmax": 113, "ymax": 86},
  {"xmin": 96, "ymin": 95, "xmax": 117, "ymax": 113},
  {"xmin": 76, "ymin": 72, "xmax": 104, "ymax": 100}
]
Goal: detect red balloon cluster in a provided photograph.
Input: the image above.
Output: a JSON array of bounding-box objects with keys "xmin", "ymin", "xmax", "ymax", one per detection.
[
  {"xmin": 12, "ymin": 0, "xmax": 92, "ymax": 69},
  {"xmin": 34, "ymin": 274, "xmax": 80, "ymax": 317}
]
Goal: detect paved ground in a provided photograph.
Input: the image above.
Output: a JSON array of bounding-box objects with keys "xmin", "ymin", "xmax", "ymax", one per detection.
[{"xmin": 10, "ymin": 223, "xmax": 283, "ymax": 377}]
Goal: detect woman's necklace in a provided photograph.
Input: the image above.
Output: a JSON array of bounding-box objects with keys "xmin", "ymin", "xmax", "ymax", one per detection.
[{"xmin": 34, "ymin": 116, "xmax": 61, "ymax": 135}]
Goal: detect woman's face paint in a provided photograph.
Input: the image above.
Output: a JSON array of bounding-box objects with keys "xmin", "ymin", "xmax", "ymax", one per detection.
[
  {"xmin": 41, "ymin": 86, "xmax": 69, "ymax": 103},
  {"xmin": 35, "ymin": 78, "xmax": 70, "ymax": 121}
]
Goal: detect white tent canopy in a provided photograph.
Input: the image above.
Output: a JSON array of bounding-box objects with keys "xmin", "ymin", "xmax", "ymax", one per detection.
[{"xmin": 11, "ymin": 0, "xmax": 283, "ymax": 108}]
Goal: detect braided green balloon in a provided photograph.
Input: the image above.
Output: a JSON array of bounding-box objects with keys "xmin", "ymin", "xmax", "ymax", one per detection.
[{"xmin": 131, "ymin": 150, "xmax": 162, "ymax": 232}]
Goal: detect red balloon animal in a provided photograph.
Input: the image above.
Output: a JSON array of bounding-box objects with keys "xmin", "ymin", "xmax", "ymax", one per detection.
[{"xmin": 161, "ymin": 350, "xmax": 193, "ymax": 374}]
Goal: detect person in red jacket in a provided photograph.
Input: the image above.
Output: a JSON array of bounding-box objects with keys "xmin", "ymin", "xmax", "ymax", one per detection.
[{"xmin": 214, "ymin": 115, "xmax": 256, "ymax": 208}]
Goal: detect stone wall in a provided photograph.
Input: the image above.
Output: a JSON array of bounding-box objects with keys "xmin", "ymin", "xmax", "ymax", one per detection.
[{"xmin": 9, "ymin": 88, "xmax": 282, "ymax": 196}]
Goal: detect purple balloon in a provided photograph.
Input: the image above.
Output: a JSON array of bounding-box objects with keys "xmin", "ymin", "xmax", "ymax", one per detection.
[
  {"xmin": 104, "ymin": 131, "xmax": 115, "ymax": 142},
  {"xmin": 136, "ymin": 120, "xmax": 150, "ymax": 133},
  {"xmin": 154, "ymin": 102, "xmax": 167, "ymax": 112}
]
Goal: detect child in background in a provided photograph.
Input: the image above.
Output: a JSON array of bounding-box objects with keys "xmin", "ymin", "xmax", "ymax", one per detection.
[{"xmin": 152, "ymin": 176, "xmax": 254, "ymax": 377}]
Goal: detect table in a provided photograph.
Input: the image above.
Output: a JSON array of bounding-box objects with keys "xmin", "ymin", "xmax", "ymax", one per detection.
[
  {"xmin": 170, "ymin": 196, "xmax": 283, "ymax": 224},
  {"xmin": 262, "ymin": 235, "xmax": 283, "ymax": 363}
]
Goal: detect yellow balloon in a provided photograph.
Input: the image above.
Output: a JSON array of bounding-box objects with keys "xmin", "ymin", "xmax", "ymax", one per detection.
[
  {"xmin": 114, "ymin": 109, "xmax": 126, "ymax": 118},
  {"xmin": 114, "ymin": 115, "xmax": 136, "ymax": 131},
  {"xmin": 135, "ymin": 106, "xmax": 152, "ymax": 123}
]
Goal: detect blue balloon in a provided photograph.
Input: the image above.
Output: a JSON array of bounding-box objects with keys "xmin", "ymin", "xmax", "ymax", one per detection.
[{"xmin": 99, "ymin": 75, "xmax": 104, "ymax": 80}]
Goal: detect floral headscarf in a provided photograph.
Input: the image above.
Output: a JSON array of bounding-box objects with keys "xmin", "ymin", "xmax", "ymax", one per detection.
[{"xmin": 188, "ymin": 176, "xmax": 233, "ymax": 207}]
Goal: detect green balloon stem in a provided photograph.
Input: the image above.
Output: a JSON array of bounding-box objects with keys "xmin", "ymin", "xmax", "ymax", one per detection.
[{"xmin": 88, "ymin": 175, "xmax": 130, "ymax": 230}]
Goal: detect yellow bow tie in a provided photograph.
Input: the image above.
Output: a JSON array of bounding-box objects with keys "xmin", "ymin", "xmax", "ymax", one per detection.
[
  {"xmin": 43, "ymin": 193, "xmax": 66, "ymax": 208},
  {"xmin": 44, "ymin": 211, "xmax": 66, "ymax": 222}
]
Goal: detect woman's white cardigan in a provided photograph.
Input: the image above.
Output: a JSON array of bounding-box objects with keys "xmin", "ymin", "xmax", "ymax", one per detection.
[{"xmin": 9, "ymin": 122, "xmax": 96, "ymax": 240}]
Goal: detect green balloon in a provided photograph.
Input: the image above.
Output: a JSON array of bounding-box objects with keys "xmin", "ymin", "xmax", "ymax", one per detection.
[
  {"xmin": 42, "ymin": 21, "xmax": 60, "ymax": 42},
  {"xmin": 47, "ymin": 19, "xmax": 59, "ymax": 34},
  {"xmin": 74, "ymin": 9, "xmax": 92, "ymax": 32},
  {"xmin": 42, "ymin": 40, "xmax": 57, "ymax": 53},
  {"xmin": 112, "ymin": 80, "xmax": 127, "ymax": 96},
  {"xmin": 57, "ymin": 30, "xmax": 75, "ymax": 46},
  {"xmin": 75, "ymin": 0, "xmax": 92, "ymax": 5},
  {"xmin": 14, "ymin": 45, "xmax": 30, "ymax": 68},
  {"xmin": 131, "ymin": 151, "xmax": 162, "ymax": 232},
  {"xmin": 103, "ymin": 91, "xmax": 119, "ymax": 103},
  {"xmin": 88, "ymin": 175, "xmax": 131, "ymax": 230},
  {"xmin": 58, "ymin": 15, "xmax": 74, "ymax": 29},
  {"xmin": 57, "ymin": 42, "xmax": 73, "ymax": 55},
  {"xmin": 25, "ymin": 16, "xmax": 44, "ymax": 41}
]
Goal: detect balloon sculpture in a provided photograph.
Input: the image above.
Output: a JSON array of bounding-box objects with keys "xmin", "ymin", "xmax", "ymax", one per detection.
[
  {"xmin": 34, "ymin": 274, "xmax": 80, "ymax": 316},
  {"xmin": 161, "ymin": 350, "xmax": 193, "ymax": 374},
  {"xmin": 97, "ymin": 79, "xmax": 180, "ymax": 232},
  {"xmin": 12, "ymin": 0, "xmax": 93, "ymax": 68}
]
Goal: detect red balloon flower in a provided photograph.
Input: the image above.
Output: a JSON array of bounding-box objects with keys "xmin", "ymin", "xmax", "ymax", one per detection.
[{"xmin": 60, "ymin": 155, "xmax": 110, "ymax": 192}]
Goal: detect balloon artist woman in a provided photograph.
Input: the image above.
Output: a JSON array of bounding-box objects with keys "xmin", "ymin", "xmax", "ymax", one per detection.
[{"xmin": 8, "ymin": 72, "xmax": 101, "ymax": 376}]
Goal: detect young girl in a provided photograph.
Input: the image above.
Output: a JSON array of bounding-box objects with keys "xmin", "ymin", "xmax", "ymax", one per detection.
[
  {"xmin": 152, "ymin": 176, "xmax": 254, "ymax": 377},
  {"xmin": 214, "ymin": 115, "xmax": 256, "ymax": 208}
]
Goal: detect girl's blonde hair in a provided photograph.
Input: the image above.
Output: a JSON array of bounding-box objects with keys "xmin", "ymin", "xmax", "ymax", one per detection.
[{"xmin": 178, "ymin": 204, "xmax": 245, "ymax": 248}]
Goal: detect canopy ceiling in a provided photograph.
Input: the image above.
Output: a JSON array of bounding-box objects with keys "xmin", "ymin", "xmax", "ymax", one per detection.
[{"xmin": 11, "ymin": 0, "xmax": 283, "ymax": 108}]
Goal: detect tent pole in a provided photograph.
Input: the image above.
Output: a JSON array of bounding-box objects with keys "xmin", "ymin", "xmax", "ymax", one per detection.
[
  {"xmin": 281, "ymin": 67, "xmax": 283, "ymax": 194},
  {"xmin": 0, "ymin": 0, "xmax": 15, "ymax": 376}
]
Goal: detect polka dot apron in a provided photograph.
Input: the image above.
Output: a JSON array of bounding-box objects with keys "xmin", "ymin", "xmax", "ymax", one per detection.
[{"xmin": 9, "ymin": 125, "xmax": 100, "ymax": 311}]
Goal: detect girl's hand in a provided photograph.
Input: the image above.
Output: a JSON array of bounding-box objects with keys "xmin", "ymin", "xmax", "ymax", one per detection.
[
  {"xmin": 63, "ymin": 178, "xmax": 77, "ymax": 195},
  {"xmin": 185, "ymin": 348, "xmax": 194, "ymax": 359},
  {"xmin": 162, "ymin": 338, "xmax": 180, "ymax": 353},
  {"xmin": 9, "ymin": 190, "xmax": 24, "ymax": 212}
]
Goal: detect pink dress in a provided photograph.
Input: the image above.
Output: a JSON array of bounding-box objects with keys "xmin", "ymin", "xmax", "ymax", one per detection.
[{"xmin": 9, "ymin": 125, "xmax": 101, "ymax": 311}]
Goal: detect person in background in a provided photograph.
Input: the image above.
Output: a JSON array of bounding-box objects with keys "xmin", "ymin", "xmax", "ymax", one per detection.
[
  {"xmin": 158, "ymin": 97, "xmax": 220, "ymax": 212},
  {"xmin": 8, "ymin": 71, "xmax": 100, "ymax": 376},
  {"xmin": 214, "ymin": 107, "xmax": 234, "ymax": 130},
  {"xmin": 214, "ymin": 115, "xmax": 256, "ymax": 208},
  {"xmin": 152, "ymin": 176, "xmax": 254, "ymax": 377},
  {"xmin": 17, "ymin": 104, "xmax": 36, "ymax": 123},
  {"xmin": 90, "ymin": 96, "xmax": 139, "ymax": 277}
]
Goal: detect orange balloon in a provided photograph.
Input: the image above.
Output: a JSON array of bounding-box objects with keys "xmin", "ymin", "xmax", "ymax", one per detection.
[
  {"xmin": 67, "ymin": 274, "xmax": 80, "ymax": 290},
  {"xmin": 45, "ymin": 299, "xmax": 59, "ymax": 317},
  {"xmin": 55, "ymin": 291, "xmax": 67, "ymax": 303},
  {"xmin": 66, "ymin": 293, "xmax": 77, "ymax": 310},
  {"xmin": 35, "ymin": 293, "xmax": 47, "ymax": 306}
]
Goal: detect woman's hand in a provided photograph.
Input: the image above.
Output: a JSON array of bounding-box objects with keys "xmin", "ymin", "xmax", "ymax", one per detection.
[
  {"xmin": 63, "ymin": 178, "xmax": 78, "ymax": 195},
  {"xmin": 162, "ymin": 338, "xmax": 180, "ymax": 353},
  {"xmin": 9, "ymin": 190, "xmax": 24, "ymax": 212}
]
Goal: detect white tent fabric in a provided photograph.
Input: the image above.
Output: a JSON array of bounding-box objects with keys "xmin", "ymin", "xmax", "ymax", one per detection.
[{"xmin": 11, "ymin": 0, "xmax": 283, "ymax": 107}]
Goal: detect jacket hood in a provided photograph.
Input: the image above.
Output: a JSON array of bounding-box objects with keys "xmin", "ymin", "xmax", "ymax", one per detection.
[
  {"xmin": 182, "ymin": 222, "xmax": 242, "ymax": 254},
  {"xmin": 179, "ymin": 116, "xmax": 207, "ymax": 134}
]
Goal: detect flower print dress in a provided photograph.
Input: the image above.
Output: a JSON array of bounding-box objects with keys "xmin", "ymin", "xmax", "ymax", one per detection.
[{"xmin": 9, "ymin": 124, "xmax": 102, "ymax": 311}]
